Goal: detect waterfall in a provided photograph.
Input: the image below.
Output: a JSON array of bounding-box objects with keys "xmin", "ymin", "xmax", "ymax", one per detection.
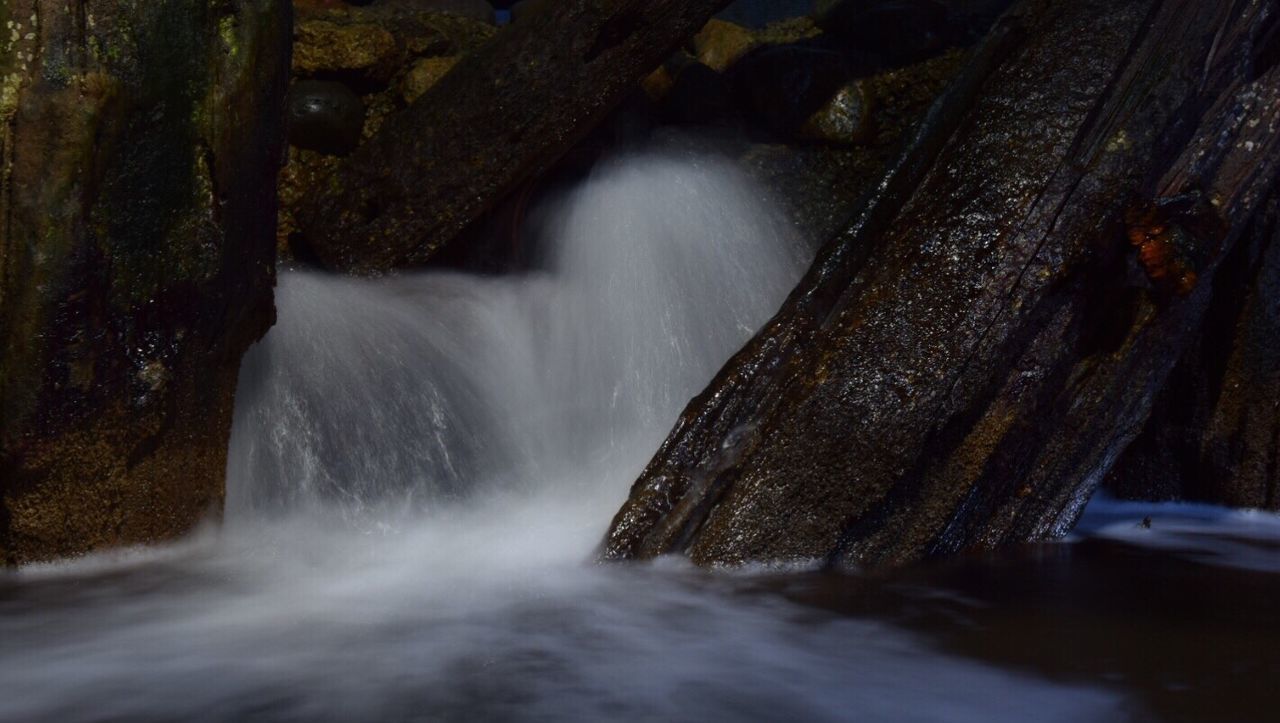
[
  {"xmin": 0, "ymin": 150, "xmax": 1135, "ymax": 723},
  {"xmin": 227, "ymin": 150, "xmax": 808, "ymax": 532}
]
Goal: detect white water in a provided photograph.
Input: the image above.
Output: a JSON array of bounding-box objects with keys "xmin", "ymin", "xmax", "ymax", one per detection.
[{"xmin": 0, "ymin": 152, "xmax": 1131, "ymax": 721}]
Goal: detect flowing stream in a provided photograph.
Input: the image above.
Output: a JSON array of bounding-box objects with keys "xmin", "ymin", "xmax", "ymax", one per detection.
[{"xmin": 1, "ymin": 151, "xmax": 1276, "ymax": 722}]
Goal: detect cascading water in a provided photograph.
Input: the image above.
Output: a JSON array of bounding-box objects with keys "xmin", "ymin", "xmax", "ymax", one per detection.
[
  {"xmin": 0, "ymin": 150, "xmax": 1187, "ymax": 722},
  {"xmin": 226, "ymin": 152, "xmax": 808, "ymax": 529}
]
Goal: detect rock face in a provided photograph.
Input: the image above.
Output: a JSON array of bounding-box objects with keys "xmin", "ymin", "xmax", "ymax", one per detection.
[
  {"xmin": 0, "ymin": 1, "xmax": 291, "ymax": 564},
  {"xmin": 277, "ymin": 0, "xmax": 496, "ymax": 258},
  {"xmin": 1108, "ymin": 193, "xmax": 1280, "ymax": 510},
  {"xmin": 299, "ymin": 0, "xmax": 735, "ymax": 274},
  {"xmin": 603, "ymin": 0, "xmax": 1280, "ymax": 570}
]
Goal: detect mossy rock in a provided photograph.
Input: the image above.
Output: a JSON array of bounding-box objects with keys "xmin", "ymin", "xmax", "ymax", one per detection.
[{"xmin": 0, "ymin": 0, "xmax": 292, "ymax": 565}]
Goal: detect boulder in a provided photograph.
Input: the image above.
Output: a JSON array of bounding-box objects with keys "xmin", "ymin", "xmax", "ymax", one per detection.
[
  {"xmin": 277, "ymin": 0, "xmax": 495, "ymax": 257},
  {"xmin": 0, "ymin": 1, "xmax": 292, "ymax": 564},
  {"xmin": 603, "ymin": 0, "xmax": 1280, "ymax": 569},
  {"xmin": 288, "ymin": 80, "xmax": 367, "ymax": 155},
  {"xmin": 693, "ymin": 18, "xmax": 758, "ymax": 73},
  {"xmin": 299, "ymin": 0, "xmax": 738, "ymax": 273}
]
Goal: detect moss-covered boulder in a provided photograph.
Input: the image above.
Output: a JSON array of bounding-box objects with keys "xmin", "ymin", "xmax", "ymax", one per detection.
[{"xmin": 0, "ymin": 0, "xmax": 291, "ymax": 564}]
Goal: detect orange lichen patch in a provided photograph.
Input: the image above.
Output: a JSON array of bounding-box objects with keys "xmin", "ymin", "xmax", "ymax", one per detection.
[{"xmin": 1125, "ymin": 202, "xmax": 1199, "ymax": 296}]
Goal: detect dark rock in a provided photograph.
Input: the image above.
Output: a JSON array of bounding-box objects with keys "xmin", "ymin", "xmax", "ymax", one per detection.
[
  {"xmin": 1108, "ymin": 191, "xmax": 1280, "ymax": 510},
  {"xmin": 416, "ymin": 0, "xmax": 496, "ymax": 23},
  {"xmin": 732, "ymin": 44, "xmax": 850, "ymax": 138},
  {"xmin": 288, "ymin": 80, "xmax": 367, "ymax": 155},
  {"xmin": 602, "ymin": 0, "xmax": 1280, "ymax": 570},
  {"xmin": 300, "ymin": 0, "xmax": 737, "ymax": 273},
  {"xmin": 509, "ymin": 0, "xmax": 532, "ymax": 23},
  {"xmin": 277, "ymin": 1, "xmax": 495, "ymax": 256},
  {"xmin": 0, "ymin": 1, "xmax": 292, "ymax": 564},
  {"xmin": 692, "ymin": 18, "xmax": 759, "ymax": 72},
  {"xmin": 798, "ymin": 80, "xmax": 874, "ymax": 145}
]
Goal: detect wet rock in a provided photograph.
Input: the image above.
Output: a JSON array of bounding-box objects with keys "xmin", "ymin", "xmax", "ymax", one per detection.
[
  {"xmin": 278, "ymin": 0, "xmax": 496, "ymax": 258},
  {"xmin": 509, "ymin": 1, "xmax": 533, "ymax": 23},
  {"xmin": 400, "ymin": 56, "xmax": 461, "ymax": 103},
  {"xmin": 798, "ymin": 80, "xmax": 874, "ymax": 144},
  {"xmin": 693, "ymin": 19, "xmax": 759, "ymax": 73},
  {"xmin": 733, "ymin": 44, "xmax": 850, "ymax": 138},
  {"xmin": 288, "ymin": 80, "xmax": 367, "ymax": 155},
  {"xmin": 0, "ymin": 1, "xmax": 291, "ymax": 564},
  {"xmin": 603, "ymin": 0, "xmax": 1280, "ymax": 570},
  {"xmin": 299, "ymin": 0, "xmax": 737, "ymax": 273},
  {"xmin": 1108, "ymin": 192, "xmax": 1280, "ymax": 510},
  {"xmin": 412, "ymin": 0, "xmax": 496, "ymax": 23},
  {"xmin": 293, "ymin": 17, "xmax": 401, "ymax": 87},
  {"xmin": 641, "ymin": 62, "xmax": 678, "ymax": 104},
  {"xmin": 753, "ymin": 16, "xmax": 824, "ymax": 46}
]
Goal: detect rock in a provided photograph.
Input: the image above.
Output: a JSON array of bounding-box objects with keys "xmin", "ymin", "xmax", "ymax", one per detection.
[
  {"xmin": 734, "ymin": 50, "xmax": 964, "ymax": 247},
  {"xmin": 603, "ymin": 0, "xmax": 1280, "ymax": 570},
  {"xmin": 733, "ymin": 44, "xmax": 850, "ymax": 138},
  {"xmin": 1108, "ymin": 192, "xmax": 1280, "ymax": 510},
  {"xmin": 753, "ymin": 16, "xmax": 824, "ymax": 46},
  {"xmin": 412, "ymin": 0, "xmax": 496, "ymax": 23},
  {"xmin": 400, "ymin": 56, "xmax": 461, "ymax": 103},
  {"xmin": 798, "ymin": 80, "xmax": 873, "ymax": 144},
  {"xmin": 293, "ymin": 18, "xmax": 402, "ymax": 87},
  {"xmin": 0, "ymin": 1, "xmax": 291, "ymax": 564},
  {"xmin": 288, "ymin": 80, "xmax": 367, "ymax": 155},
  {"xmin": 509, "ymin": 0, "xmax": 533, "ymax": 23},
  {"xmin": 278, "ymin": 0, "xmax": 496, "ymax": 259},
  {"xmin": 693, "ymin": 19, "xmax": 758, "ymax": 73},
  {"xmin": 299, "ymin": 0, "xmax": 739, "ymax": 273},
  {"xmin": 641, "ymin": 64, "xmax": 677, "ymax": 103}
]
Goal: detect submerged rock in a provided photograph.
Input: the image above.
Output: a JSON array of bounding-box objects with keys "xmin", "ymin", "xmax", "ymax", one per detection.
[{"xmin": 0, "ymin": 1, "xmax": 291, "ymax": 564}]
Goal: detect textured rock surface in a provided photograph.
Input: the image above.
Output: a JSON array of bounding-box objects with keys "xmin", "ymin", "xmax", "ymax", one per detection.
[
  {"xmin": 299, "ymin": 0, "xmax": 735, "ymax": 273},
  {"xmin": 0, "ymin": 1, "xmax": 291, "ymax": 564},
  {"xmin": 277, "ymin": 0, "xmax": 495, "ymax": 257},
  {"xmin": 603, "ymin": 0, "xmax": 1280, "ymax": 569},
  {"xmin": 1109, "ymin": 192, "xmax": 1280, "ymax": 510}
]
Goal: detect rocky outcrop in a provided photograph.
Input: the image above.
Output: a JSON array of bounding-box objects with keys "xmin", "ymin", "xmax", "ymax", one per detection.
[
  {"xmin": 278, "ymin": 0, "xmax": 496, "ymax": 258},
  {"xmin": 1108, "ymin": 192, "xmax": 1280, "ymax": 510},
  {"xmin": 0, "ymin": 1, "xmax": 291, "ymax": 564},
  {"xmin": 298, "ymin": 0, "xmax": 735, "ymax": 274},
  {"xmin": 603, "ymin": 0, "xmax": 1280, "ymax": 570}
]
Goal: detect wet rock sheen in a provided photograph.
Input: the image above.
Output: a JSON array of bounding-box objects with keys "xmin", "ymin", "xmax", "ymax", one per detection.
[{"xmin": 603, "ymin": 0, "xmax": 1280, "ymax": 569}]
